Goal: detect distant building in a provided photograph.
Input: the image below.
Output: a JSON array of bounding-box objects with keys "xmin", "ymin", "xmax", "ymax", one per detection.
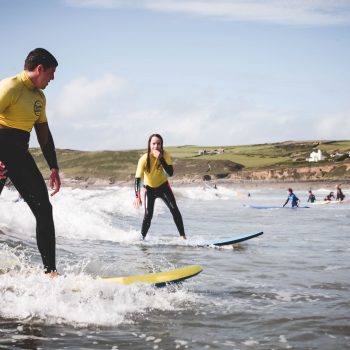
[
  {"xmin": 330, "ymin": 151, "xmax": 346, "ymax": 158},
  {"xmin": 198, "ymin": 149, "xmax": 224, "ymax": 156},
  {"xmin": 306, "ymin": 149, "xmax": 325, "ymax": 162},
  {"xmin": 330, "ymin": 151, "xmax": 350, "ymax": 161}
]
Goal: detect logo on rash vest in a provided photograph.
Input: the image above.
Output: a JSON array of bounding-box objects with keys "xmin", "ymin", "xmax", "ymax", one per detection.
[{"xmin": 34, "ymin": 100, "xmax": 43, "ymax": 116}]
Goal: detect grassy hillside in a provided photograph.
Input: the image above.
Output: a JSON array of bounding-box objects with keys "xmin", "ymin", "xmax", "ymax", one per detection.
[
  {"xmin": 30, "ymin": 140, "xmax": 350, "ymax": 182},
  {"xmin": 30, "ymin": 148, "xmax": 141, "ymax": 182},
  {"xmin": 168, "ymin": 141, "xmax": 350, "ymax": 167}
]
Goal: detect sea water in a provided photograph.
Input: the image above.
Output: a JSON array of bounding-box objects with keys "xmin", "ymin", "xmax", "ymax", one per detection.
[{"xmin": 0, "ymin": 184, "xmax": 349, "ymax": 349}]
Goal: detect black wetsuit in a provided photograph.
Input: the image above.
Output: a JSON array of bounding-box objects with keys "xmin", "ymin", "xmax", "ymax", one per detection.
[
  {"xmin": 337, "ymin": 188, "xmax": 345, "ymax": 201},
  {"xmin": 0, "ymin": 177, "xmax": 6, "ymax": 195},
  {"xmin": 142, "ymin": 181, "xmax": 185, "ymax": 239},
  {"xmin": 0, "ymin": 128, "xmax": 56, "ymax": 272},
  {"xmin": 308, "ymin": 193, "xmax": 316, "ymax": 203}
]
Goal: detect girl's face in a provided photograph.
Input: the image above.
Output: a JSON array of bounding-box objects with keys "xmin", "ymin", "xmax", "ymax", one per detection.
[{"xmin": 150, "ymin": 136, "xmax": 162, "ymax": 151}]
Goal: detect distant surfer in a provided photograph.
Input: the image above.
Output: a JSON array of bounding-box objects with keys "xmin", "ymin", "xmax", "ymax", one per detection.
[
  {"xmin": 336, "ymin": 184, "xmax": 345, "ymax": 201},
  {"xmin": 283, "ymin": 188, "xmax": 300, "ymax": 208},
  {"xmin": 324, "ymin": 191, "xmax": 335, "ymax": 201},
  {"xmin": 307, "ymin": 190, "xmax": 316, "ymax": 203},
  {"xmin": 133, "ymin": 134, "xmax": 187, "ymax": 240},
  {"xmin": 0, "ymin": 48, "xmax": 61, "ymax": 277}
]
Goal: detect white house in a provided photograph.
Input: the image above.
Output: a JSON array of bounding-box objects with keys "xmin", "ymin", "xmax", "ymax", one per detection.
[
  {"xmin": 198, "ymin": 149, "xmax": 225, "ymax": 156},
  {"xmin": 306, "ymin": 149, "xmax": 325, "ymax": 162}
]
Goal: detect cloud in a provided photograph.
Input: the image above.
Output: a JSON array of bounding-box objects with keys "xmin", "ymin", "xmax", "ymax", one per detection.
[
  {"xmin": 46, "ymin": 72, "xmax": 350, "ymax": 151},
  {"xmin": 315, "ymin": 112, "xmax": 350, "ymax": 139},
  {"xmin": 65, "ymin": 0, "xmax": 350, "ymax": 26},
  {"xmin": 65, "ymin": 0, "xmax": 124, "ymax": 8},
  {"xmin": 55, "ymin": 73, "xmax": 126, "ymax": 124}
]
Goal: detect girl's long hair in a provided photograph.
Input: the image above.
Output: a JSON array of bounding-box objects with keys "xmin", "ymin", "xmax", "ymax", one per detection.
[{"xmin": 146, "ymin": 134, "xmax": 164, "ymax": 173}]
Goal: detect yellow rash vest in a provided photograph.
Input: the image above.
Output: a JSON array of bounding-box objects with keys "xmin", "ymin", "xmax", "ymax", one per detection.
[
  {"xmin": 135, "ymin": 151, "xmax": 172, "ymax": 188},
  {"xmin": 0, "ymin": 71, "xmax": 47, "ymax": 132}
]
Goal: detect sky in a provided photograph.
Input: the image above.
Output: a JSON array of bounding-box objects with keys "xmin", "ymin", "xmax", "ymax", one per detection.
[{"xmin": 1, "ymin": 0, "xmax": 350, "ymax": 151}]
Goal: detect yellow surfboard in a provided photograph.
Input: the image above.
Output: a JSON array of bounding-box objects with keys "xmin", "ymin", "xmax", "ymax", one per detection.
[{"xmin": 101, "ymin": 265, "xmax": 202, "ymax": 287}]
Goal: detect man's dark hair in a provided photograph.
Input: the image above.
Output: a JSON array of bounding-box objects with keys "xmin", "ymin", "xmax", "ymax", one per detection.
[{"xmin": 24, "ymin": 48, "xmax": 58, "ymax": 71}]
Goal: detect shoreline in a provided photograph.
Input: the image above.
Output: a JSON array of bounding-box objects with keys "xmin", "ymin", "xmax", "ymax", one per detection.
[{"xmin": 58, "ymin": 175, "xmax": 349, "ymax": 191}]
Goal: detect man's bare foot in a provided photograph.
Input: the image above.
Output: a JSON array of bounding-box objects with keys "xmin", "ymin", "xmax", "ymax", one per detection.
[
  {"xmin": 181, "ymin": 235, "xmax": 187, "ymax": 240},
  {"xmin": 47, "ymin": 271, "xmax": 59, "ymax": 278}
]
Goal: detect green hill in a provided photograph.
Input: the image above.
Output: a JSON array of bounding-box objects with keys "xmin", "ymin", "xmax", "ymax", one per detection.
[{"xmin": 30, "ymin": 140, "xmax": 350, "ymax": 183}]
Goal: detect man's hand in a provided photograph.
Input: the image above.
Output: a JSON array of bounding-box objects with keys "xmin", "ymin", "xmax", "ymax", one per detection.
[
  {"xmin": 0, "ymin": 161, "xmax": 7, "ymax": 179},
  {"xmin": 49, "ymin": 168, "xmax": 61, "ymax": 196}
]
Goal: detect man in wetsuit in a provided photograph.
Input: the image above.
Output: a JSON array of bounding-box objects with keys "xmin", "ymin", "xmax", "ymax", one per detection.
[
  {"xmin": 336, "ymin": 184, "xmax": 345, "ymax": 201},
  {"xmin": 283, "ymin": 188, "xmax": 300, "ymax": 208},
  {"xmin": 0, "ymin": 48, "xmax": 60, "ymax": 277}
]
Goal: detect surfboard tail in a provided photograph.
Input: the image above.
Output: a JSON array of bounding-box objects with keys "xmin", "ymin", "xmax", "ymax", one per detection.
[{"xmin": 208, "ymin": 231, "xmax": 264, "ymax": 246}]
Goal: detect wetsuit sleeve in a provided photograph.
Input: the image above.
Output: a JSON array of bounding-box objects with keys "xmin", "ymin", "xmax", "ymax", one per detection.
[
  {"xmin": 34, "ymin": 123, "xmax": 59, "ymax": 170},
  {"xmin": 283, "ymin": 198, "xmax": 289, "ymax": 207},
  {"xmin": 42, "ymin": 130, "xmax": 59, "ymax": 169},
  {"xmin": 135, "ymin": 177, "xmax": 141, "ymax": 198},
  {"xmin": 159, "ymin": 156, "xmax": 174, "ymax": 177}
]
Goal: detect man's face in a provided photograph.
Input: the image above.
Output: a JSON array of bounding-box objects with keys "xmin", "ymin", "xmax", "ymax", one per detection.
[{"xmin": 36, "ymin": 65, "xmax": 56, "ymax": 89}]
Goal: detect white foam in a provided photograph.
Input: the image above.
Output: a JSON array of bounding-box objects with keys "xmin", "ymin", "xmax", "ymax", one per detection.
[
  {"xmin": 1, "ymin": 186, "xmax": 235, "ymax": 245},
  {"xmin": 174, "ymin": 185, "xmax": 236, "ymax": 201},
  {"xmin": 0, "ymin": 243, "xmax": 29, "ymax": 273},
  {"xmin": 0, "ymin": 187, "xmax": 143, "ymax": 243},
  {"xmin": 0, "ymin": 266, "xmax": 199, "ymax": 327},
  {"xmin": 243, "ymin": 338, "xmax": 259, "ymax": 346}
]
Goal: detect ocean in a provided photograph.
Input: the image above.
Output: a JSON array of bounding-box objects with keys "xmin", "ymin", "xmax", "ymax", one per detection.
[{"xmin": 0, "ymin": 183, "xmax": 349, "ymax": 349}]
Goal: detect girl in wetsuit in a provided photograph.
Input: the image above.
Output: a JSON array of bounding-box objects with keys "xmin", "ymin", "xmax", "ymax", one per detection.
[{"xmin": 133, "ymin": 134, "xmax": 186, "ymax": 240}]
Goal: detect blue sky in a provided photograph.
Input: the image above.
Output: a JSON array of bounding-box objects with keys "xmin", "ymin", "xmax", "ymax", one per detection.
[{"xmin": 1, "ymin": 0, "xmax": 350, "ymax": 150}]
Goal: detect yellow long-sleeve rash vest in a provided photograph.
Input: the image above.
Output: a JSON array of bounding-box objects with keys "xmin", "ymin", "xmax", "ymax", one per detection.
[
  {"xmin": 0, "ymin": 70, "xmax": 47, "ymax": 132},
  {"xmin": 135, "ymin": 151, "xmax": 172, "ymax": 188}
]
